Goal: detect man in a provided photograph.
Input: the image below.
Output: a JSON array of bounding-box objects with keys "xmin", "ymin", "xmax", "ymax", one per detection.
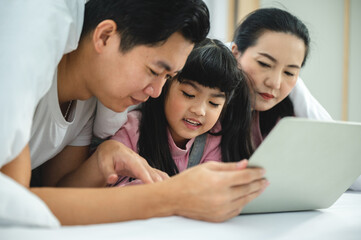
[{"xmin": 0, "ymin": 0, "xmax": 267, "ymax": 225}]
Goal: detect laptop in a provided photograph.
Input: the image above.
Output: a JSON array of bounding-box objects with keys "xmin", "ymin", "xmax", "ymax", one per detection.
[{"xmin": 242, "ymin": 117, "xmax": 361, "ymax": 214}]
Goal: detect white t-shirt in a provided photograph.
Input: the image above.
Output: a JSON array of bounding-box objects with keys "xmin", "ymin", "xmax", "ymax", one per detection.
[
  {"xmin": 30, "ymin": 73, "xmax": 96, "ymax": 169},
  {"xmin": 289, "ymin": 77, "xmax": 332, "ymax": 120},
  {"xmin": 93, "ymin": 100, "xmax": 139, "ymax": 139}
]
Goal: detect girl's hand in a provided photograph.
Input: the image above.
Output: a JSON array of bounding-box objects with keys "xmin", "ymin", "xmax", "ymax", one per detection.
[{"xmin": 96, "ymin": 140, "xmax": 169, "ymax": 185}]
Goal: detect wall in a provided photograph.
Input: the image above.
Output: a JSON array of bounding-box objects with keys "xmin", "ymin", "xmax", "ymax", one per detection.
[{"xmin": 349, "ymin": 0, "xmax": 361, "ymax": 121}]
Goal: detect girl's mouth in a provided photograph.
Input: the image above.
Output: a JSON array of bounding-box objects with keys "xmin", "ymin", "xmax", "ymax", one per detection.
[{"xmin": 183, "ymin": 118, "xmax": 202, "ymax": 129}]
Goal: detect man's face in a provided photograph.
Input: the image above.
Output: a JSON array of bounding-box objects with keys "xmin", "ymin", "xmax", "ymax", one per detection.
[{"xmin": 91, "ymin": 32, "xmax": 194, "ymax": 112}]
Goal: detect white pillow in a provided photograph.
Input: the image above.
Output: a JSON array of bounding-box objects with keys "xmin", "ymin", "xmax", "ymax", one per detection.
[
  {"xmin": 0, "ymin": 173, "xmax": 60, "ymax": 228},
  {"xmin": 0, "ymin": 0, "xmax": 85, "ymax": 227},
  {"xmin": 0, "ymin": 0, "xmax": 85, "ymax": 167}
]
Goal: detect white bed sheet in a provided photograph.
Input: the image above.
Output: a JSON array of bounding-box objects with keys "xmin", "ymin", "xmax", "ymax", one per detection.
[{"xmin": 1, "ymin": 192, "xmax": 361, "ymax": 240}]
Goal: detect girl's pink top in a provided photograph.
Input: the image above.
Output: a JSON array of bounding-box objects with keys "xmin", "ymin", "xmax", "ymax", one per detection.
[{"xmin": 111, "ymin": 110, "xmax": 222, "ymax": 186}]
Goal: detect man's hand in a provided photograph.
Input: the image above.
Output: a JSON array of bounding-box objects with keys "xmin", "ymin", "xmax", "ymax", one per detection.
[
  {"xmin": 95, "ymin": 140, "xmax": 169, "ymax": 185},
  {"xmin": 166, "ymin": 160, "xmax": 268, "ymax": 222}
]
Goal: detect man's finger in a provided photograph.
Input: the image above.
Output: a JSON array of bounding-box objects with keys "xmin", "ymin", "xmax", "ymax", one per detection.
[
  {"xmin": 204, "ymin": 160, "xmax": 249, "ymax": 172},
  {"xmin": 230, "ymin": 178, "xmax": 269, "ymax": 200},
  {"xmin": 125, "ymin": 158, "xmax": 154, "ymax": 184},
  {"xmin": 99, "ymin": 155, "xmax": 119, "ymax": 184}
]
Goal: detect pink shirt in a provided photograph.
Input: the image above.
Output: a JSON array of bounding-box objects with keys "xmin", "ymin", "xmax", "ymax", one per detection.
[
  {"xmin": 251, "ymin": 111, "xmax": 264, "ymax": 149},
  {"xmin": 111, "ymin": 111, "xmax": 222, "ymax": 186}
]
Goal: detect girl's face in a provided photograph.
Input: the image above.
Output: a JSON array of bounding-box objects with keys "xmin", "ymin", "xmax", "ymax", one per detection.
[
  {"xmin": 165, "ymin": 80, "xmax": 226, "ymax": 148},
  {"xmin": 232, "ymin": 31, "xmax": 306, "ymax": 111}
]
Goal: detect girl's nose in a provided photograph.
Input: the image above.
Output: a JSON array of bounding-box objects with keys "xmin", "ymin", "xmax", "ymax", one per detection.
[{"xmin": 190, "ymin": 102, "xmax": 206, "ymax": 116}]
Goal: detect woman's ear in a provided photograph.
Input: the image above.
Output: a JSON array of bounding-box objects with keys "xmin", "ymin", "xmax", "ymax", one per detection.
[
  {"xmin": 92, "ymin": 20, "xmax": 118, "ymax": 53},
  {"xmin": 231, "ymin": 43, "xmax": 241, "ymax": 59}
]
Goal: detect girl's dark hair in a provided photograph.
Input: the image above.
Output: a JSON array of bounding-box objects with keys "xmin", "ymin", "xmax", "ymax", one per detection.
[
  {"xmin": 137, "ymin": 38, "xmax": 253, "ymax": 176},
  {"xmin": 81, "ymin": 0, "xmax": 210, "ymax": 53},
  {"xmin": 233, "ymin": 8, "xmax": 310, "ymax": 136}
]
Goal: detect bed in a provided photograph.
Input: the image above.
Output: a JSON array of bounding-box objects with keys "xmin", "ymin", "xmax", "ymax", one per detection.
[{"xmin": 1, "ymin": 191, "xmax": 360, "ymax": 240}]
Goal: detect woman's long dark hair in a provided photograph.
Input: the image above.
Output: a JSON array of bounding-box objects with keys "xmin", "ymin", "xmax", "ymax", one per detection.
[
  {"xmin": 233, "ymin": 8, "xmax": 310, "ymax": 136},
  {"xmin": 137, "ymin": 38, "xmax": 253, "ymax": 176}
]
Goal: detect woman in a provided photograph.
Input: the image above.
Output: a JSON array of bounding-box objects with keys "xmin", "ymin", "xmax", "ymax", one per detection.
[
  {"xmin": 231, "ymin": 8, "xmax": 331, "ymax": 147},
  {"xmin": 231, "ymin": 8, "xmax": 361, "ymax": 190}
]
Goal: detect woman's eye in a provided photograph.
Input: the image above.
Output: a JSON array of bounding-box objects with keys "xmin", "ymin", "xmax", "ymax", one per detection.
[
  {"xmin": 182, "ymin": 91, "xmax": 194, "ymax": 98},
  {"xmin": 285, "ymin": 71, "xmax": 294, "ymax": 76},
  {"xmin": 257, "ymin": 61, "xmax": 271, "ymax": 68},
  {"xmin": 209, "ymin": 101, "xmax": 220, "ymax": 107}
]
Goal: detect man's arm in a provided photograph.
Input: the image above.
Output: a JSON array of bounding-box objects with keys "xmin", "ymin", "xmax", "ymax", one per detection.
[
  {"xmin": 32, "ymin": 161, "xmax": 267, "ymax": 225},
  {"xmin": 40, "ymin": 145, "xmax": 90, "ymax": 187},
  {"xmin": 0, "ymin": 144, "xmax": 31, "ymax": 187},
  {"xmin": 1, "ymin": 144, "xmax": 267, "ymax": 224},
  {"xmin": 43, "ymin": 140, "xmax": 168, "ymax": 188}
]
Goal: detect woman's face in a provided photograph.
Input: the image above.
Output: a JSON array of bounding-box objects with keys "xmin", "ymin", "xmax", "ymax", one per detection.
[{"xmin": 232, "ymin": 31, "xmax": 306, "ymax": 111}]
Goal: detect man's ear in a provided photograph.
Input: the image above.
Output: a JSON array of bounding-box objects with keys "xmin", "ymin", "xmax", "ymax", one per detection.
[
  {"xmin": 231, "ymin": 43, "xmax": 241, "ymax": 59},
  {"xmin": 92, "ymin": 20, "xmax": 118, "ymax": 53}
]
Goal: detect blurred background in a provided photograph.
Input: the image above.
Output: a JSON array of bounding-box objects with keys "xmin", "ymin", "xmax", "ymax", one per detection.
[{"xmin": 203, "ymin": 0, "xmax": 361, "ymax": 122}]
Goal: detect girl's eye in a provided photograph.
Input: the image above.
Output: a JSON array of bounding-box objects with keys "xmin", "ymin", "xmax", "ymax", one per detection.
[
  {"xmin": 209, "ymin": 101, "xmax": 220, "ymax": 107},
  {"xmin": 257, "ymin": 61, "xmax": 271, "ymax": 68},
  {"xmin": 285, "ymin": 71, "xmax": 294, "ymax": 77},
  {"xmin": 182, "ymin": 91, "xmax": 194, "ymax": 98}
]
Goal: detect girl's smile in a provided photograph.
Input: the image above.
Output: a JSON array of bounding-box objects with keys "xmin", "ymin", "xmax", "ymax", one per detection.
[
  {"xmin": 165, "ymin": 79, "xmax": 225, "ymax": 148},
  {"xmin": 183, "ymin": 118, "xmax": 202, "ymax": 130}
]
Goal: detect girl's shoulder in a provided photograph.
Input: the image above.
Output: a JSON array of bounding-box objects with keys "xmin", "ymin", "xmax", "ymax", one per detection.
[
  {"xmin": 127, "ymin": 109, "xmax": 142, "ymax": 122},
  {"xmin": 112, "ymin": 110, "xmax": 142, "ymax": 139}
]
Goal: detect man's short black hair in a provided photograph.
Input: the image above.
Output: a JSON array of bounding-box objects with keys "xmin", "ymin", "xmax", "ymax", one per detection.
[{"xmin": 81, "ymin": 0, "xmax": 210, "ymax": 52}]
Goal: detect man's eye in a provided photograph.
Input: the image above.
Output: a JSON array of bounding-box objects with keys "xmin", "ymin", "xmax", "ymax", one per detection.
[{"xmin": 150, "ymin": 69, "xmax": 159, "ymax": 76}]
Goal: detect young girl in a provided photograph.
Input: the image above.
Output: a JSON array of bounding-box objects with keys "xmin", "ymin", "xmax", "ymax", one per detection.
[{"xmin": 111, "ymin": 38, "xmax": 253, "ymax": 186}]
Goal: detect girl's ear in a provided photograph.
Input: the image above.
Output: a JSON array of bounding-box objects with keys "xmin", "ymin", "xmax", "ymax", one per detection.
[
  {"xmin": 92, "ymin": 20, "xmax": 118, "ymax": 53},
  {"xmin": 231, "ymin": 43, "xmax": 241, "ymax": 59}
]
